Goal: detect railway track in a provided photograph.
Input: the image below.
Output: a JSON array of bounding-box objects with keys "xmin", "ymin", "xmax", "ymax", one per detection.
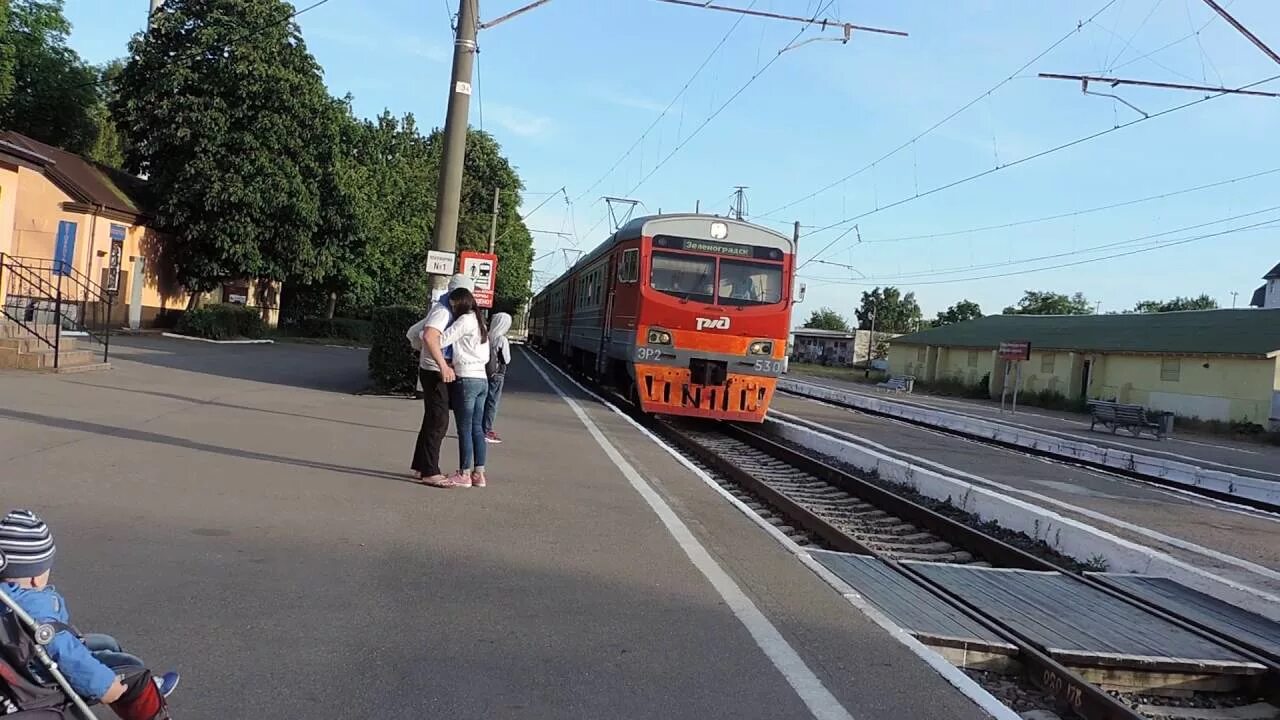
[
  {"xmin": 658, "ymin": 420, "xmax": 1280, "ymax": 720},
  {"xmin": 532, "ymin": 349, "xmax": 1280, "ymax": 720}
]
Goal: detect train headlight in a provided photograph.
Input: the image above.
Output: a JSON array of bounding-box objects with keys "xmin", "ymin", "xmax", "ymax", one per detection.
[
  {"xmin": 748, "ymin": 340, "xmax": 773, "ymax": 356},
  {"xmin": 647, "ymin": 329, "xmax": 673, "ymax": 345}
]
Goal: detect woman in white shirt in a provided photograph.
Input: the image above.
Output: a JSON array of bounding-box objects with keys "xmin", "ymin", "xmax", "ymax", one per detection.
[{"xmin": 435, "ymin": 288, "xmax": 492, "ymax": 488}]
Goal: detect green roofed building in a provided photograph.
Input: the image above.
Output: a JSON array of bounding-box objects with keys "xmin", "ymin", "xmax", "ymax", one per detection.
[{"xmin": 886, "ymin": 309, "xmax": 1280, "ymax": 427}]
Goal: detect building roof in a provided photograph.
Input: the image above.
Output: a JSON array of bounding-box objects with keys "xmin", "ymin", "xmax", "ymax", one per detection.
[
  {"xmin": 890, "ymin": 309, "xmax": 1280, "ymax": 357},
  {"xmin": 791, "ymin": 328, "xmax": 858, "ymax": 339},
  {"xmin": 1253, "ymin": 285, "xmax": 1267, "ymax": 308},
  {"xmin": 1265, "ymin": 262, "xmax": 1280, "ymax": 280},
  {"xmin": 0, "ymin": 131, "xmax": 151, "ymax": 220}
]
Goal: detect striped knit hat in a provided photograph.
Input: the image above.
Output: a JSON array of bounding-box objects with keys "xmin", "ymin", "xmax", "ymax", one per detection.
[{"xmin": 0, "ymin": 510, "xmax": 56, "ymax": 579}]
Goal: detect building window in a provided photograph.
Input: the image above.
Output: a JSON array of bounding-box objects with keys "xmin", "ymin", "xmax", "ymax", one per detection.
[
  {"xmin": 967, "ymin": 350, "xmax": 978, "ymax": 368},
  {"xmin": 916, "ymin": 347, "xmax": 926, "ymax": 363},
  {"xmin": 1160, "ymin": 357, "xmax": 1181, "ymax": 382},
  {"xmin": 1040, "ymin": 352, "xmax": 1056, "ymax": 374}
]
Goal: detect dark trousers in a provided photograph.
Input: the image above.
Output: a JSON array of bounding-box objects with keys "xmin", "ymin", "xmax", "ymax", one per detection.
[{"xmin": 411, "ymin": 368, "xmax": 451, "ymax": 477}]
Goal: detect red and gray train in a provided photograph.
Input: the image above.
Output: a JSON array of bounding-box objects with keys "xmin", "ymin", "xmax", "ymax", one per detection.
[{"xmin": 528, "ymin": 214, "xmax": 797, "ymax": 423}]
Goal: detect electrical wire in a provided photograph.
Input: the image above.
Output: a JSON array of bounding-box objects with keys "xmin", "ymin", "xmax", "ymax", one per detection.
[
  {"xmin": 797, "ymin": 71, "xmax": 1280, "ymax": 270},
  {"xmin": 800, "ymin": 214, "xmax": 1280, "ymax": 287},
  {"xmin": 859, "ymin": 166, "xmax": 1280, "ymax": 244},
  {"xmin": 757, "ymin": 0, "xmax": 1122, "ymax": 220},
  {"xmin": 573, "ymin": 0, "xmax": 761, "ymax": 204},
  {"xmin": 823, "ymin": 204, "xmax": 1280, "ymax": 281}
]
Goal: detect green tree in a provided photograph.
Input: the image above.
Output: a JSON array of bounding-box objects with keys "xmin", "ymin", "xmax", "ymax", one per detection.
[
  {"xmin": 1003, "ymin": 290, "xmax": 1093, "ymax": 315},
  {"xmin": 1132, "ymin": 294, "xmax": 1218, "ymax": 313},
  {"xmin": 935, "ymin": 299, "xmax": 983, "ymax": 326},
  {"xmin": 802, "ymin": 307, "xmax": 849, "ymax": 332},
  {"xmin": 112, "ymin": 0, "xmax": 338, "ymax": 300},
  {"xmin": 855, "ymin": 286, "xmax": 923, "ymax": 333},
  {"xmin": 0, "ymin": 0, "xmax": 100, "ymax": 154}
]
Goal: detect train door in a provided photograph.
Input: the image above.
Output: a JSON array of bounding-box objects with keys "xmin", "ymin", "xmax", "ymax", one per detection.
[{"xmin": 597, "ymin": 251, "xmax": 617, "ymax": 377}]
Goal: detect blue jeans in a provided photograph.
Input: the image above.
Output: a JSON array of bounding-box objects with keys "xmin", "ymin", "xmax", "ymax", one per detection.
[
  {"xmin": 483, "ymin": 373, "xmax": 505, "ymax": 434},
  {"xmin": 451, "ymin": 378, "xmax": 488, "ymax": 470},
  {"xmin": 84, "ymin": 633, "xmax": 145, "ymax": 674}
]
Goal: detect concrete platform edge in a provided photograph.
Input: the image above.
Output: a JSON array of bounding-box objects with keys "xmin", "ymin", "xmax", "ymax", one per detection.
[
  {"xmin": 522, "ymin": 349, "xmax": 1021, "ymax": 720},
  {"xmin": 779, "ymin": 378, "xmax": 1280, "ymax": 509},
  {"xmin": 765, "ymin": 411, "xmax": 1280, "ymax": 622}
]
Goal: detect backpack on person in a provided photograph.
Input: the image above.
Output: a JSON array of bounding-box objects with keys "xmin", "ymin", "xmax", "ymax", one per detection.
[{"xmin": 485, "ymin": 343, "xmax": 506, "ymax": 379}]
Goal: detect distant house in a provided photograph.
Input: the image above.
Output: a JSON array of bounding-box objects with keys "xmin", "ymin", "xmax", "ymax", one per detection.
[
  {"xmin": 790, "ymin": 328, "xmax": 897, "ymax": 367},
  {"xmin": 0, "ymin": 131, "xmax": 280, "ymax": 328},
  {"xmin": 1249, "ymin": 262, "xmax": 1280, "ymax": 309},
  {"xmin": 886, "ymin": 310, "xmax": 1280, "ymax": 427}
]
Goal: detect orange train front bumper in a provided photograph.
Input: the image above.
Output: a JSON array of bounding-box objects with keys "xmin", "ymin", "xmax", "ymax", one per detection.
[{"xmin": 634, "ymin": 364, "xmax": 776, "ymax": 423}]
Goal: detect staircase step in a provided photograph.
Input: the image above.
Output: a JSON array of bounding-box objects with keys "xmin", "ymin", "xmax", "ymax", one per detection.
[
  {"xmin": 52, "ymin": 362, "xmax": 111, "ymax": 374},
  {"xmin": 9, "ymin": 349, "xmax": 97, "ymax": 370}
]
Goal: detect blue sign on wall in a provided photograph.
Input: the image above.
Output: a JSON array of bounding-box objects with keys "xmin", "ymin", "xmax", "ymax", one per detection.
[
  {"xmin": 109, "ymin": 223, "xmax": 126, "ymax": 242},
  {"xmin": 53, "ymin": 221, "xmax": 77, "ymax": 276}
]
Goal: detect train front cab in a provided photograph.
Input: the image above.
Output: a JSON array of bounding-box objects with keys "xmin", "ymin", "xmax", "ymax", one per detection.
[{"xmin": 630, "ymin": 219, "xmax": 794, "ymax": 423}]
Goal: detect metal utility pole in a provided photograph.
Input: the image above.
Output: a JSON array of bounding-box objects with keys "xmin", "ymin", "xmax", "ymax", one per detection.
[
  {"xmin": 147, "ymin": 0, "xmax": 164, "ymax": 31},
  {"xmin": 864, "ymin": 309, "xmax": 876, "ymax": 378},
  {"xmin": 429, "ymin": 0, "xmax": 479, "ymax": 296},
  {"xmin": 488, "ymin": 187, "xmax": 500, "ymax": 253},
  {"xmin": 731, "ymin": 186, "xmax": 748, "ymax": 220},
  {"xmin": 1231, "ymin": 291, "xmax": 1239, "ymax": 308}
]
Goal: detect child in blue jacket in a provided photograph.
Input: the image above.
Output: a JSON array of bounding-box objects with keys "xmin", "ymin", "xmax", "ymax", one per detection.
[{"xmin": 0, "ymin": 510, "xmax": 177, "ymax": 719}]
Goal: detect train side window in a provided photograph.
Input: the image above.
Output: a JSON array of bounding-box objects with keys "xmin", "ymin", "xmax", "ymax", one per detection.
[{"xmin": 618, "ymin": 249, "xmax": 639, "ymax": 283}]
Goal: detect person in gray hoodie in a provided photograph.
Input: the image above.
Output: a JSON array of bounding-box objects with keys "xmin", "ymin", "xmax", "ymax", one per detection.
[{"xmin": 483, "ymin": 312, "xmax": 513, "ymax": 443}]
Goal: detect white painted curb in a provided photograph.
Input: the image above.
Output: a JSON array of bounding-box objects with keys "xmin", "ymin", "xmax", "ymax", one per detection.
[
  {"xmin": 765, "ymin": 414, "xmax": 1280, "ymax": 622},
  {"xmin": 161, "ymin": 332, "xmax": 274, "ymax": 345},
  {"xmin": 779, "ymin": 378, "xmax": 1280, "ymax": 510},
  {"xmin": 517, "ymin": 348, "xmax": 1023, "ymax": 720}
]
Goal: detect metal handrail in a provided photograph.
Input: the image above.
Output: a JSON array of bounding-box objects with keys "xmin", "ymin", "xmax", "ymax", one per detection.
[{"xmin": 0, "ymin": 253, "xmax": 113, "ymax": 367}]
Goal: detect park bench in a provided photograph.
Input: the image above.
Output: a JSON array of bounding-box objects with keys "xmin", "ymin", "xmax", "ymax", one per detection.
[
  {"xmin": 876, "ymin": 376, "xmax": 913, "ymax": 394},
  {"xmin": 1088, "ymin": 400, "xmax": 1167, "ymax": 440}
]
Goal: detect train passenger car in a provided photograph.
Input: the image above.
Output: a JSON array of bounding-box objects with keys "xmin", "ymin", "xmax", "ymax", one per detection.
[{"xmin": 529, "ymin": 214, "xmax": 796, "ymax": 423}]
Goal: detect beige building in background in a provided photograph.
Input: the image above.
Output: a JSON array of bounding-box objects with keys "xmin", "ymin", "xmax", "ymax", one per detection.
[
  {"xmin": 887, "ymin": 310, "xmax": 1280, "ymax": 427},
  {"xmin": 0, "ymin": 132, "xmax": 280, "ymax": 328}
]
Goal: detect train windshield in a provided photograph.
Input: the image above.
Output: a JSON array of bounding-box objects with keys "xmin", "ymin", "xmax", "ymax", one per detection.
[
  {"xmin": 650, "ymin": 251, "xmax": 716, "ymax": 303},
  {"xmin": 718, "ymin": 259, "xmax": 783, "ymax": 306}
]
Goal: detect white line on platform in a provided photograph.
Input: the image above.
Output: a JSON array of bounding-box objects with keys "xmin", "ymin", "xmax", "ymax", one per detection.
[
  {"xmin": 525, "ymin": 354, "xmax": 856, "ymax": 720},
  {"xmin": 771, "ymin": 408, "xmax": 1280, "ymax": 586},
  {"xmin": 521, "ymin": 349, "xmax": 1020, "ymax": 720}
]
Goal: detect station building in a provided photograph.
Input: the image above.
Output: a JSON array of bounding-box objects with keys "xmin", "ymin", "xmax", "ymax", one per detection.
[
  {"xmin": 0, "ymin": 131, "xmax": 279, "ymax": 329},
  {"xmin": 886, "ymin": 309, "xmax": 1280, "ymax": 427},
  {"xmin": 790, "ymin": 328, "xmax": 897, "ymax": 366}
]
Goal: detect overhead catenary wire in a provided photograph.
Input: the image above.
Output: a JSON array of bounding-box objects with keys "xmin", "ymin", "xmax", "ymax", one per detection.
[
  {"xmin": 800, "ymin": 214, "xmax": 1280, "ymax": 287},
  {"xmin": 818, "ymin": 204, "xmax": 1280, "ymax": 281},
  {"xmin": 860, "ymin": 166, "xmax": 1280, "ymax": 244},
  {"xmin": 797, "ymin": 71, "xmax": 1280, "ymax": 270},
  {"xmin": 756, "ymin": 0, "xmax": 1122, "ymax": 220},
  {"xmin": 573, "ymin": 0, "xmax": 762, "ymax": 204}
]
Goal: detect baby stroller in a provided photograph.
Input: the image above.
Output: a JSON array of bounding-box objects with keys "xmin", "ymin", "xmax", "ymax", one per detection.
[{"xmin": 0, "ymin": 573, "xmax": 98, "ymax": 719}]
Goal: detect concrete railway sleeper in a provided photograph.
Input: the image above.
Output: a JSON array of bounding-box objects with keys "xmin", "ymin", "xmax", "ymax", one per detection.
[
  {"xmin": 530, "ymin": 347, "xmax": 1279, "ymax": 720},
  {"xmin": 653, "ymin": 422, "xmax": 1280, "ymax": 720}
]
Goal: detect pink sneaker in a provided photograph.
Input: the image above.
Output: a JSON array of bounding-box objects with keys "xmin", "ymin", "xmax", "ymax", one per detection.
[
  {"xmin": 471, "ymin": 471, "xmax": 487, "ymax": 488},
  {"xmin": 485, "ymin": 432, "xmax": 503, "ymax": 444},
  {"xmin": 437, "ymin": 471, "xmax": 472, "ymax": 488}
]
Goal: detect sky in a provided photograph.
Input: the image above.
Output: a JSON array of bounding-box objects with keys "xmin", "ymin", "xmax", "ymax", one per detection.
[{"xmin": 64, "ymin": 0, "xmax": 1280, "ymax": 324}]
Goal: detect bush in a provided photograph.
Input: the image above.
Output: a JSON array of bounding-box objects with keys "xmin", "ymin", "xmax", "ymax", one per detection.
[
  {"xmin": 175, "ymin": 304, "xmax": 264, "ymax": 340},
  {"xmin": 291, "ymin": 317, "xmax": 373, "ymax": 343},
  {"xmin": 368, "ymin": 305, "xmax": 423, "ymax": 393}
]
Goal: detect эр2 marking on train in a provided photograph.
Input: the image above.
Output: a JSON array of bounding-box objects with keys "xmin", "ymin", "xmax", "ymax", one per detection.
[{"xmin": 528, "ymin": 214, "xmax": 799, "ymax": 423}]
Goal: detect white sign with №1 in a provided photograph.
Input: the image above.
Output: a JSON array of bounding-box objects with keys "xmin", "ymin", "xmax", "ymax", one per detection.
[{"xmin": 426, "ymin": 250, "xmax": 456, "ymax": 275}]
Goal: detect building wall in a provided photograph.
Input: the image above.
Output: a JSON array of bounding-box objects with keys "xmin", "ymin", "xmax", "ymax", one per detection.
[
  {"xmin": 1093, "ymin": 354, "xmax": 1274, "ymax": 423},
  {"xmin": 1017, "ymin": 349, "xmax": 1076, "ymax": 397},
  {"xmin": 0, "ymin": 165, "xmax": 17, "ymax": 257},
  {"xmin": 2, "ymin": 168, "xmax": 280, "ymax": 328},
  {"xmin": 1267, "ymin": 278, "xmax": 1280, "ymax": 309}
]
